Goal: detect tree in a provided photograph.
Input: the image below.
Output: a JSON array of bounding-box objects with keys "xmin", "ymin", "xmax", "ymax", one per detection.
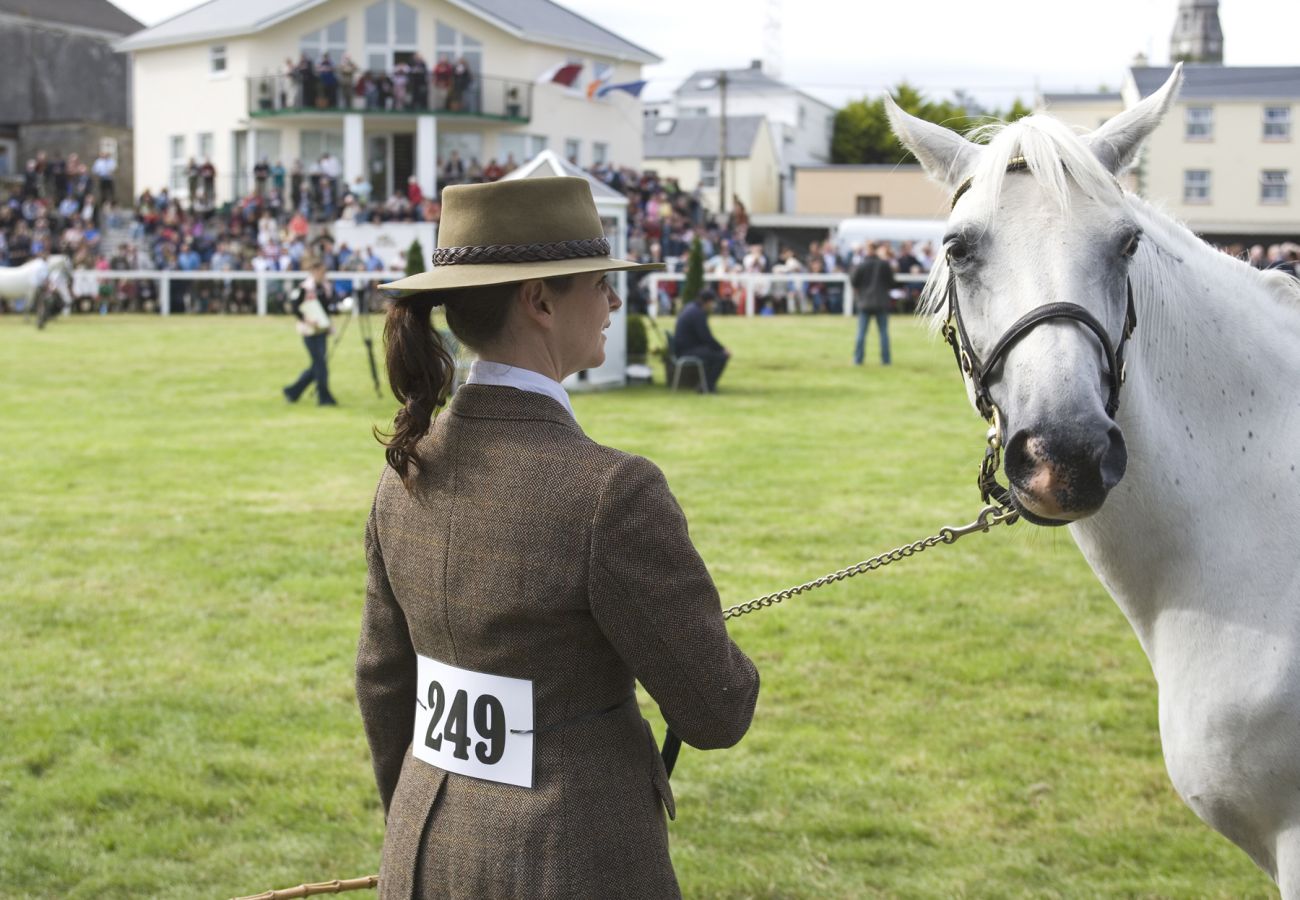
[
  {"xmin": 681, "ymin": 236, "xmax": 704, "ymax": 307},
  {"xmin": 405, "ymin": 239, "xmax": 425, "ymax": 278},
  {"xmin": 831, "ymin": 82, "xmax": 1031, "ymax": 164}
]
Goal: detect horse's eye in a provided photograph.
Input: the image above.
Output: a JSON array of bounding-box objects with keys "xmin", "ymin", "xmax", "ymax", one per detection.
[
  {"xmin": 947, "ymin": 241, "xmax": 970, "ymax": 264},
  {"xmin": 1122, "ymin": 231, "xmax": 1142, "ymax": 259}
]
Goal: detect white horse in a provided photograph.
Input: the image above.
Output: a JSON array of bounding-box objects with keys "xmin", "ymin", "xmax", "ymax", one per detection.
[
  {"xmin": 887, "ymin": 65, "xmax": 1300, "ymax": 895},
  {"xmin": 0, "ymin": 254, "xmax": 73, "ymax": 312}
]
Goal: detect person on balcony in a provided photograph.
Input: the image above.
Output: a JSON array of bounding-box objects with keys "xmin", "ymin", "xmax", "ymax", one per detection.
[
  {"xmin": 409, "ymin": 53, "xmax": 429, "ymax": 110},
  {"xmin": 319, "ymin": 53, "xmax": 337, "ymax": 108},
  {"xmin": 392, "ymin": 60, "xmax": 410, "ymax": 110},
  {"xmin": 338, "ymin": 54, "xmax": 358, "ymax": 111},
  {"xmin": 296, "ymin": 52, "xmax": 317, "ymax": 109},
  {"xmin": 433, "ymin": 57, "xmax": 453, "ymax": 108},
  {"xmin": 450, "ymin": 57, "xmax": 474, "ymax": 111}
]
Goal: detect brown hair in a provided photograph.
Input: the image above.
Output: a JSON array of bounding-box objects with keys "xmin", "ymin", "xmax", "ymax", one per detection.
[{"xmin": 377, "ymin": 275, "xmax": 575, "ymax": 490}]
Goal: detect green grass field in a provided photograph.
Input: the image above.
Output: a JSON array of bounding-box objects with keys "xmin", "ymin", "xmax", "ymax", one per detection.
[{"xmin": 0, "ymin": 312, "xmax": 1272, "ymax": 899}]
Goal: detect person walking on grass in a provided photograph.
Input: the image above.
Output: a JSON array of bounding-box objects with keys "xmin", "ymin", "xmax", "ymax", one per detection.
[
  {"xmin": 282, "ymin": 257, "xmax": 338, "ymax": 406},
  {"xmin": 356, "ymin": 177, "xmax": 759, "ymax": 899},
  {"xmin": 851, "ymin": 241, "xmax": 896, "ymax": 366}
]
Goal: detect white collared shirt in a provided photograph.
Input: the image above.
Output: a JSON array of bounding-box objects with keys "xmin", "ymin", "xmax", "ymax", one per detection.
[{"xmin": 465, "ymin": 360, "xmax": 576, "ymax": 421}]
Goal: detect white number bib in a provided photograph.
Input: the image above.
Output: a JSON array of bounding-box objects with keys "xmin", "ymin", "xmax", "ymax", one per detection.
[{"xmin": 412, "ymin": 654, "xmax": 535, "ymax": 788}]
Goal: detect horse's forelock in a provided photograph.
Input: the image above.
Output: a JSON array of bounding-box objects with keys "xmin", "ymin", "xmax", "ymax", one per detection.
[{"xmin": 963, "ymin": 114, "xmax": 1120, "ymax": 221}]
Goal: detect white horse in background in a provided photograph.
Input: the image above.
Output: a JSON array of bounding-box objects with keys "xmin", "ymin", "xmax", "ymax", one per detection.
[
  {"xmin": 887, "ymin": 65, "xmax": 1300, "ymax": 895},
  {"xmin": 0, "ymin": 254, "xmax": 73, "ymax": 318}
]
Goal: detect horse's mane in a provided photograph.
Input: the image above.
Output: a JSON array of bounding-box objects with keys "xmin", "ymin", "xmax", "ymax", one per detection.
[{"xmin": 919, "ymin": 113, "xmax": 1300, "ymax": 325}]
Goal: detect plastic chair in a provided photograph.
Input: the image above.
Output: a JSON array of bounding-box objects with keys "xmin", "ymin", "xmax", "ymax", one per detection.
[{"xmin": 665, "ymin": 333, "xmax": 707, "ymax": 393}]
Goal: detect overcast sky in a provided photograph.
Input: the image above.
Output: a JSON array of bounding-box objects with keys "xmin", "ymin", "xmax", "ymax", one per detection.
[{"xmin": 112, "ymin": 0, "xmax": 1295, "ymax": 108}]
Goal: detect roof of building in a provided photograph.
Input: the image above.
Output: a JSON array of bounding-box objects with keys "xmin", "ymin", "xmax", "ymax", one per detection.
[
  {"xmin": 502, "ymin": 149, "xmax": 626, "ymax": 204},
  {"xmin": 116, "ymin": 0, "xmax": 660, "ymax": 62},
  {"xmin": 0, "ymin": 0, "xmax": 142, "ymax": 35},
  {"xmin": 642, "ymin": 114, "xmax": 766, "ymax": 160},
  {"xmin": 674, "ymin": 62, "xmax": 835, "ymax": 110},
  {"xmin": 1040, "ymin": 92, "xmax": 1122, "ymax": 104},
  {"xmin": 1131, "ymin": 65, "xmax": 1300, "ymax": 99}
]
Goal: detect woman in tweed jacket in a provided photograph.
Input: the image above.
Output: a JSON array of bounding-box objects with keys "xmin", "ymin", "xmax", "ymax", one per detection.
[{"xmin": 356, "ymin": 177, "xmax": 760, "ymax": 899}]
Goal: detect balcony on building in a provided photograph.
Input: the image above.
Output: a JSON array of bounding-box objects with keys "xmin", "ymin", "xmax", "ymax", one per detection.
[{"xmin": 248, "ymin": 72, "xmax": 532, "ymax": 123}]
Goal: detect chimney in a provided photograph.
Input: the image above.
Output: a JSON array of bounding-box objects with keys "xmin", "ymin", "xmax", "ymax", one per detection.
[{"xmin": 750, "ymin": 60, "xmax": 762, "ymax": 70}]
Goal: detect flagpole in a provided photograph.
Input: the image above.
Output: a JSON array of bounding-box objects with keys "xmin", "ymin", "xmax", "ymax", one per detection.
[{"xmin": 718, "ymin": 70, "xmax": 728, "ymax": 220}]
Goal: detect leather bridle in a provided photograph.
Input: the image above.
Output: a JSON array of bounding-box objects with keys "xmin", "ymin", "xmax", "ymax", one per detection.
[{"xmin": 941, "ymin": 157, "xmax": 1138, "ymax": 511}]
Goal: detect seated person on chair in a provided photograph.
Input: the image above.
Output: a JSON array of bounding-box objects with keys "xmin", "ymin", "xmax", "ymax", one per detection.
[{"xmin": 674, "ymin": 289, "xmax": 730, "ymax": 392}]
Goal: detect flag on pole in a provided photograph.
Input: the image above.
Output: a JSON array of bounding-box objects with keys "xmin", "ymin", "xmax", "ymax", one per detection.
[
  {"xmin": 597, "ymin": 80, "xmax": 647, "ymax": 99},
  {"xmin": 537, "ymin": 62, "xmax": 583, "ymax": 87},
  {"xmin": 586, "ymin": 79, "xmax": 607, "ymax": 100}
]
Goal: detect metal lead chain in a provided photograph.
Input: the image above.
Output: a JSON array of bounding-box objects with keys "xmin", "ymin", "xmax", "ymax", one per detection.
[{"xmin": 722, "ymin": 503, "xmax": 1018, "ymax": 621}]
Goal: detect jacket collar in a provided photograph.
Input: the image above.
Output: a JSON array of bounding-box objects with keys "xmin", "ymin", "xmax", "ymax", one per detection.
[{"xmin": 448, "ymin": 383, "xmax": 582, "ymax": 431}]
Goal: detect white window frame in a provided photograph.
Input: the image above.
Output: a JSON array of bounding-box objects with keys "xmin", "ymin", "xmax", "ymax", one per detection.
[
  {"xmin": 1260, "ymin": 170, "xmax": 1289, "ymax": 204},
  {"xmin": 210, "ymin": 45, "xmax": 228, "ymax": 77},
  {"xmin": 365, "ymin": 0, "xmax": 418, "ymax": 74},
  {"xmin": 197, "ymin": 132, "xmax": 215, "ymax": 163},
  {"xmin": 592, "ymin": 141, "xmax": 608, "ymax": 165},
  {"xmin": 301, "ymin": 18, "xmax": 347, "ymax": 66},
  {"xmin": 1183, "ymin": 169, "xmax": 1211, "ymax": 204},
  {"xmin": 169, "ymin": 135, "xmax": 187, "ymax": 192},
  {"xmin": 700, "ymin": 156, "xmax": 718, "ymax": 188},
  {"xmin": 564, "ymin": 138, "xmax": 581, "ymax": 165},
  {"xmin": 1185, "ymin": 106, "xmax": 1213, "ymax": 141},
  {"xmin": 1263, "ymin": 106, "xmax": 1292, "ymax": 141}
]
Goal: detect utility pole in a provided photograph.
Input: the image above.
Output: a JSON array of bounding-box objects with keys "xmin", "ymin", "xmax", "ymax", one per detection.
[{"xmin": 718, "ymin": 70, "xmax": 728, "ymax": 218}]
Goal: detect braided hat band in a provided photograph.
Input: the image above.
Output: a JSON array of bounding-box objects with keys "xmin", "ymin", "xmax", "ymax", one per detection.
[{"xmin": 433, "ymin": 238, "xmax": 611, "ymax": 267}]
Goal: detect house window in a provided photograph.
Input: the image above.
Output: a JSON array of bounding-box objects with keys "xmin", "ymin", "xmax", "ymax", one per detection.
[
  {"xmin": 564, "ymin": 139, "xmax": 580, "ymax": 165},
  {"xmin": 169, "ymin": 135, "xmax": 187, "ymax": 192},
  {"xmin": 498, "ymin": 133, "xmax": 546, "ymax": 165},
  {"xmin": 210, "ymin": 45, "xmax": 227, "ymax": 75},
  {"xmin": 1261, "ymin": 170, "xmax": 1288, "ymax": 204},
  {"xmin": 301, "ymin": 130, "xmax": 345, "ymax": 165},
  {"xmin": 700, "ymin": 157, "xmax": 718, "ymax": 188},
  {"xmin": 301, "ymin": 18, "xmax": 347, "ymax": 65},
  {"xmin": 1183, "ymin": 169, "xmax": 1211, "ymax": 203},
  {"xmin": 1264, "ymin": 106, "xmax": 1291, "ymax": 141},
  {"xmin": 434, "ymin": 21, "xmax": 483, "ymax": 112},
  {"xmin": 855, "ymin": 195, "xmax": 882, "ymax": 215},
  {"xmin": 197, "ymin": 132, "xmax": 214, "ymax": 162},
  {"xmin": 590, "ymin": 60, "xmax": 613, "ymax": 97},
  {"xmin": 365, "ymin": 0, "xmax": 417, "ymax": 74},
  {"xmin": 592, "ymin": 142, "xmax": 608, "ymax": 165},
  {"xmin": 1185, "ymin": 106, "xmax": 1213, "ymax": 140}
]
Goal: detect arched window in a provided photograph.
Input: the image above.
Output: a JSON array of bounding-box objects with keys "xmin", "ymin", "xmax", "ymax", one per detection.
[
  {"xmin": 365, "ymin": 0, "xmax": 417, "ymax": 74},
  {"xmin": 301, "ymin": 18, "xmax": 346, "ymax": 64}
]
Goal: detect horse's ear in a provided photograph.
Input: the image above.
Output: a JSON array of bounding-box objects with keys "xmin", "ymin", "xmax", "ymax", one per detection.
[
  {"xmin": 1087, "ymin": 63, "xmax": 1183, "ymax": 175},
  {"xmin": 884, "ymin": 96, "xmax": 980, "ymax": 190}
]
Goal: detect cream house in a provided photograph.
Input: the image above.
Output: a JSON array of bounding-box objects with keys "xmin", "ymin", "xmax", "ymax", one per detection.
[
  {"xmin": 1040, "ymin": 66, "xmax": 1299, "ymax": 243},
  {"xmin": 641, "ymin": 115, "xmax": 780, "ymax": 214},
  {"xmin": 792, "ymin": 164, "xmax": 948, "ymax": 219},
  {"xmin": 116, "ymin": 0, "xmax": 659, "ymax": 205}
]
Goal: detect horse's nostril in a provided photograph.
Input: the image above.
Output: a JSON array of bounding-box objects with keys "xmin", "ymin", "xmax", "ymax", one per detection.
[
  {"xmin": 1004, "ymin": 430, "xmax": 1036, "ymax": 484},
  {"xmin": 1099, "ymin": 426, "xmax": 1127, "ymax": 492}
]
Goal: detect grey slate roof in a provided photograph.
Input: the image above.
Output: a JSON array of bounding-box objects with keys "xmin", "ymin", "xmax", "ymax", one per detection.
[
  {"xmin": 675, "ymin": 65, "xmax": 787, "ymax": 98},
  {"xmin": 1041, "ymin": 92, "xmax": 1122, "ymax": 103},
  {"xmin": 117, "ymin": 0, "xmax": 659, "ymax": 62},
  {"xmin": 643, "ymin": 115, "xmax": 765, "ymax": 160},
  {"xmin": 1132, "ymin": 65, "xmax": 1300, "ymax": 99},
  {"xmin": 0, "ymin": 0, "xmax": 142, "ymax": 35}
]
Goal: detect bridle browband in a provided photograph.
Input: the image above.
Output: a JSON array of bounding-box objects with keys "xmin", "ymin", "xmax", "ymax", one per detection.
[{"xmin": 942, "ymin": 156, "xmax": 1138, "ymax": 514}]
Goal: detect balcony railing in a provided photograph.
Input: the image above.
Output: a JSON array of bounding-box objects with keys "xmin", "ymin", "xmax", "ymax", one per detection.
[{"xmin": 248, "ymin": 73, "xmax": 532, "ymax": 122}]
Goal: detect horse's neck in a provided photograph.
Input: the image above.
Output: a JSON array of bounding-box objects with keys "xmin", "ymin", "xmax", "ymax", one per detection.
[{"xmin": 1070, "ymin": 205, "xmax": 1300, "ymax": 653}]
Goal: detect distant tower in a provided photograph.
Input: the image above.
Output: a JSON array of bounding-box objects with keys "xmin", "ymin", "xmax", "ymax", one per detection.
[
  {"xmin": 1170, "ymin": 0, "xmax": 1224, "ymax": 63},
  {"xmin": 762, "ymin": 0, "xmax": 783, "ymax": 79}
]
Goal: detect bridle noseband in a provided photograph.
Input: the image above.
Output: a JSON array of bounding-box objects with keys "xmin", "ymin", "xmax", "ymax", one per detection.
[{"xmin": 942, "ymin": 157, "xmax": 1138, "ymax": 512}]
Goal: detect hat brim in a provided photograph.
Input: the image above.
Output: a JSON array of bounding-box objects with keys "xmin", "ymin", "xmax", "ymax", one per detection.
[{"xmin": 380, "ymin": 256, "xmax": 665, "ymax": 296}]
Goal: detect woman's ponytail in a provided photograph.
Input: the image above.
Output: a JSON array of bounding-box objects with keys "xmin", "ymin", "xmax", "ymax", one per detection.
[{"xmin": 378, "ymin": 296, "xmax": 455, "ymax": 489}]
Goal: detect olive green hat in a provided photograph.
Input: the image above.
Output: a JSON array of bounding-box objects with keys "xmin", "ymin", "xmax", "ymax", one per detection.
[{"xmin": 380, "ymin": 176, "xmax": 663, "ymax": 295}]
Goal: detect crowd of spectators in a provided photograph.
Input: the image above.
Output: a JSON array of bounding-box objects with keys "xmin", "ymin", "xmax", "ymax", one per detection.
[
  {"xmin": 2, "ymin": 146, "xmax": 1295, "ymax": 316},
  {"xmin": 260, "ymin": 53, "xmax": 491, "ymax": 115}
]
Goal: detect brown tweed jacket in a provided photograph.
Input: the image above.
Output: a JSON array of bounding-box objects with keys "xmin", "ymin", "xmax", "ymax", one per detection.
[{"xmin": 356, "ymin": 384, "xmax": 760, "ymax": 899}]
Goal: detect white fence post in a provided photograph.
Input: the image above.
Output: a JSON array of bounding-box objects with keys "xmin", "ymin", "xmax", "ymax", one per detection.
[
  {"xmin": 256, "ymin": 273, "xmax": 268, "ymax": 316},
  {"xmin": 160, "ymin": 274, "xmax": 170, "ymax": 316}
]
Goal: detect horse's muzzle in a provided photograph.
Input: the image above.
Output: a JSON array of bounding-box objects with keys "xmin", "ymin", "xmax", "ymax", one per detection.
[{"xmin": 1004, "ymin": 423, "xmax": 1127, "ymax": 524}]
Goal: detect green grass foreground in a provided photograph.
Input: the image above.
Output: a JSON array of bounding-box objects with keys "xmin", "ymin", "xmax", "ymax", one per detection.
[{"xmin": 0, "ymin": 313, "xmax": 1270, "ymax": 899}]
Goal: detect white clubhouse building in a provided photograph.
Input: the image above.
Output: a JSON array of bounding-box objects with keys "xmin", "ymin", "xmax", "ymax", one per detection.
[{"xmin": 117, "ymin": 0, "xmax": 659, "ymax": 204}]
